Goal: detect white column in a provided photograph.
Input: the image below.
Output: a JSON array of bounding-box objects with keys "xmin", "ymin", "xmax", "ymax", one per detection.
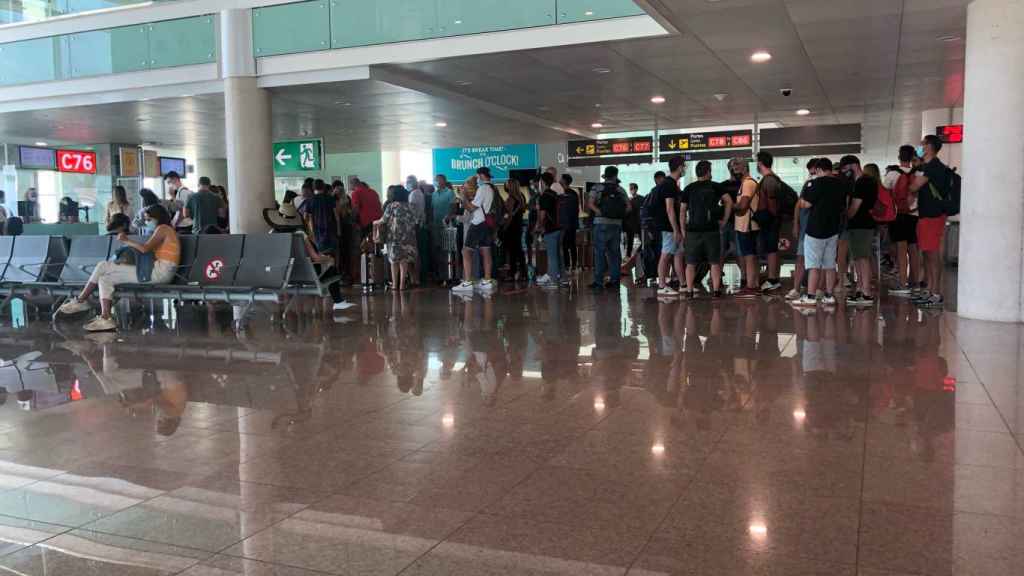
[
  {"xmin": 221, "ymin": 8, "xmax": 273, "ymax": 234},
  {"xmin": 958, "ymin": 0, "xmax": 1024, "ymax": 322}
]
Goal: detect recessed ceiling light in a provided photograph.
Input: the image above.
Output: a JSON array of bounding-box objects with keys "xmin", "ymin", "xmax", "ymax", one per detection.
[
  {"xmin": 591, "ymin": 122, "xmax": 604, "ymax": 128},
  {"xmin": 796, "ymin": 108, "xmax": 811, "ymax": 116},
  {"xmin": 592, "ymin": 67, "xmax": 612, "ymax": 74},
  {"xmin": 454, "ymin": 19, "xmax": 462, "ymax": 24},
  {"xmin": 435, "ymin": 121, "xmax": 448, "ymax": 128},
  {"xmin": 750, "ymin": 51, "xmax": 772, "ymax": 63},
  {"xmin": 714, "ymin": 93, "xmax": 728, "ymax": 101},
  {"xmin": 584, "ymin": 10, "xmax": 594, "ymax": 16},
  {"xmin": 181, "ymin": 94, "xmax": 193, "ymax": 98},
  {"xmin": 455, "ymin": 80, "xmax": 473, "ymax": 86},
  {"xmin": 650, "ymin": 95, "xmax": 666, "ymax": 104},
  {"xmin": 34, "ymin": 141, "xmax": 48, "ymax": 147}
]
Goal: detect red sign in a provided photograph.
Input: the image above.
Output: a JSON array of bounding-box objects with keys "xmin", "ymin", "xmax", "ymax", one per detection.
[
  {"xmin": 936, "ymin": 124, "xmax": 964, "ymax": 144},
  {"xmin": 204, "ymin": 258, "xmax": 225, "ymax": 280},
  {"xmin": 56, "ymin": 150, "xmax": 97, "ymax": 174}
]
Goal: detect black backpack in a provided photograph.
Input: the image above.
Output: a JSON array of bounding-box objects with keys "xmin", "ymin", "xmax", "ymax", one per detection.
[
  {"xmin": 944, "ymin": 168, "xmax": 962, "ymax": 216},
  {"xmin": 640, "ymin": 188, "xmax": 660, "ymax": 228},
  {"xmin": 776, "ymin": 179, "xmax": 798, "ymax": 220},
  {"xmin": 686, "ymin": 182, "xmax": 724, "ymax": 230},
  {"xmin": 598, "ymin": 182, "xmax": 628, "ymax": 220}
]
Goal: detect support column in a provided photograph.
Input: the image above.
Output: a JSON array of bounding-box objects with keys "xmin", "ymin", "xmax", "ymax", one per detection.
[
  {"xmin": 958, "ymin": 0, "xmax": 1024, "ymax": 322},
  {"xmin": 221, "ymin": 8, "xmax": 273, "ymax": 234}
]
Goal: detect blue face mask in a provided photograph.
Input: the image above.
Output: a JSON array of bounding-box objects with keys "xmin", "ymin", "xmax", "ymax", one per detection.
[
  {"xmin": 915, "ymin": 146, "xmax": 926, "ymax": 158},
  {"xmin": 141, "ymin": 221, "xmax": 155, "ymax": 236}
]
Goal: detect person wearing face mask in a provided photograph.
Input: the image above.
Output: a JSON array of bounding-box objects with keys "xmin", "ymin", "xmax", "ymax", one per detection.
[
  {"xmin": 134, "ymin": 188, "xmax": 161, "ymax": 235},
  {"xmin": 840, "ymin": 155, "xmax": 878, "ymax": 306},
  {"xmin": 57, "ymin": 205, "xmax": 180, "ymax": 332},
  {"xmin": 787, "ymin": 158, "xmax": 820, "ymax": 301},
  {"xmin": 908, "ymin": 135, "xmax": 953, "ymax": 309},
  {"xmin": 731, "ymin": 158, "xmax": 762, "ymax": 297}
]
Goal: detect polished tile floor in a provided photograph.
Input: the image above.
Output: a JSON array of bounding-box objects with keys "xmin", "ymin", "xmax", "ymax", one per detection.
[{"xmin": 0, "ymin": 281, "xmax": 1021, "ymax": 575}]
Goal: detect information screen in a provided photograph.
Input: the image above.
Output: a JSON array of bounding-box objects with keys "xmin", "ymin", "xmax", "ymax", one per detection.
[
  {"xmin": 568, "ymin": 137, "xmax": 655, "ymax": 158},
  {"xmin": 57, "ymin": 150, "xmax": 97, "ymax": 174},
  {"xmin": 19, "ymin": 146, "xmax": 57, "ymax": 170},
  {"xmin": 936, "ymin": 124, "xmax": 964, "ymax": 144},
  {"xmin": 660, "ymin": 130, "xmax": 753, "ymax": 153},
  {"xmin": 159, "ymin": 156, "xmax": 186, "ymax": 177}
]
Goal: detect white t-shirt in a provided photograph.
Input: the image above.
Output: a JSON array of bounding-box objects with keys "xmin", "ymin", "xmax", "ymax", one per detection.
[
  {"xmin": 471, "ymin": 183, "xmax": 495, "ymax": 226},
  {"xmin": 173, "ymin": 186, "xmax": 193, "ymax": 227}
]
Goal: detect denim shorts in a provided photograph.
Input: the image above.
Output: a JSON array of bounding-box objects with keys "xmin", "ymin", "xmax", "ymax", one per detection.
[
  {"xmin": 661, "ymin": 231, "xmax": 680, "ymax": 255},
  {"xmin": 804, "ymin": 234, "xmax": 839, "ymax": 270}
]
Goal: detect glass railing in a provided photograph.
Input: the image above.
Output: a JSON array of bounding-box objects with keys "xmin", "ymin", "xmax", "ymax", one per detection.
[{"xmin": 0, "ymin": 0, "xmax": 175, "ymax": 26}]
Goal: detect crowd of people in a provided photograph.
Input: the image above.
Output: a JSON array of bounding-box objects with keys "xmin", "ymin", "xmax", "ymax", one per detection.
[{"xmin": 48, "ymin": 132, "xmax": 957, "ymax": 332}]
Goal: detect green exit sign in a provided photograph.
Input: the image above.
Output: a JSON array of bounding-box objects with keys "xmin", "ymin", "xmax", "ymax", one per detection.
[{"xmin": 273, "ymin": 139, "xmax": 323, "ymax": 174}]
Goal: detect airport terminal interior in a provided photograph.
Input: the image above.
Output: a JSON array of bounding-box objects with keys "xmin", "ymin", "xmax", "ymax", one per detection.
[{"xmin": 1, "ymin": 0, "xmax": 1023, "ymax": 575}]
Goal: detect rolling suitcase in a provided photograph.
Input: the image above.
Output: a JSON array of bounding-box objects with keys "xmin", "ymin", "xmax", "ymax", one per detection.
[{"xmin": 442, "ymin": 226, "xmax": 460, "ymax": 286}]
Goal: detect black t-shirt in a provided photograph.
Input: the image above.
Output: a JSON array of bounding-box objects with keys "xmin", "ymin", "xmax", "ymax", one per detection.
[
  {"xmin": 538, "ymin": 189, "xmax": 561, "ymax": 235},
  {"xmin": 918, "ymin": 158, "xmax": 949, "ymax": 218},
  {"xmin": 847, "ymin": 176, "xmax": 878, "ymax": 230},
  {"xmin": 715, "ymin": 179, "xmax": 741, "ymax": 224},
  {"xmin": 802, "ymin": 175, "xmax": 849, "ymax": 239},
  {"xmin": 679, "ymin": 180, "xmax": 721, "ymax": 233},
  {"xmin": 651, "ymin": 178, "xmax": 680, "ymax": 232}
]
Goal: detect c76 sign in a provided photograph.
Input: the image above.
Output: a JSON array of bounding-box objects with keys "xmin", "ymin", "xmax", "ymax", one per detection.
[{"xmin": 57, "ymin": 150, "xmax": 97, "ymax": 175}]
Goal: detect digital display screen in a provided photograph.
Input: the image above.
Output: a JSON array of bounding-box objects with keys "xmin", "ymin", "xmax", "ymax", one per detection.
[
  {"xmin": 660, "ymin": 130, "xmax": 753, "ymax": 153},
  {"xmin": 57, "ymin": 150, "xmax": 97, "ymax": 174},
  {"xmin": 159, "ymin": 156, "xmax": 186, "ymax": 177},
  {"xmin": 19, "ymin": 146, "xmax": 57, "ymax": 170},
  {"xmin": 569, "ymin": 137, "xmax": 655, "ymax": 158},
  {"xmin": 936, "ymin": 124, "xmax": 963, "ymax": 144}
]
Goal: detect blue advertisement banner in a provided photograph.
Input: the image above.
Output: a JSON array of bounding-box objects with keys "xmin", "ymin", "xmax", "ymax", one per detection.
[{"xmin": 432, "ymin": 144, "xmax": 538, "ymax": 182}]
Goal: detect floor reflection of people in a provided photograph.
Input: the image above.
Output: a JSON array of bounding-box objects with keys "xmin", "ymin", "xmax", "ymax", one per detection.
[
  {"xmin": 385, "ymin": 293, "xmax": 426, "ymax": 395},
  {"xmin": 460, "ymin": 295, "xmax": 506, "ymax": 405},
  {"xmin": 908, "ymin": 312, "xmax": 953, "ymax": 460},
  {"xmin": 752, "ymin": 303, "xmax": 786, "ymax": 424},
  {"xmin": 592, "ymin": 294, "xmax": 632, "ymax": 409},
  {"xmin": 681, "ymin": 305, "xmax": 726, "ymax": 431},
  {"xmin": 800, "ymin": 311, "xmax": 855, "ymax": 441}
]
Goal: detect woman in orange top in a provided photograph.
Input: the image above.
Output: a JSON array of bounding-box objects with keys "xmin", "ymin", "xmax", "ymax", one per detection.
[{"xmin": 58, "ymin": 204, "xmax": 180, "ymax": 332}]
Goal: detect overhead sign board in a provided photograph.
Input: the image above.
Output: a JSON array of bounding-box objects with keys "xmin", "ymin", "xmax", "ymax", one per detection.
[
  {"xmin": 56, "ymin": 150, "xmax": 97, "ymax": 174},
  {"xmin": 936, "ymin": 124, "xmax": 964, "ymax": 144},
  {"xmin": 273, "ymin": 139, "xmax": 323, "ymax": 174},
  {"xmin": 432, "ymin": 144, "xmax": 538, "ymax": 182},
  {"xmin": 568, "ymin": 137, "xmax": 654, "ymax": 159},
  {"xmin": 659, "ymin": 130, "xmax": 752, "ymax": 153},
  {"xmin": 18, "ymin": 146, "xmax": 57, "ymax": 170}
]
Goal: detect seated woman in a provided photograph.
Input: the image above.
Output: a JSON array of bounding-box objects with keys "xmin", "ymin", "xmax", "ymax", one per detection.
[{"xmin": 57, "ymin": 205, "xmax": 181, "ymax": 332}]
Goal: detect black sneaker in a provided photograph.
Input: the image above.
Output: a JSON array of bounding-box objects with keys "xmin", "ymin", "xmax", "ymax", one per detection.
[
  {"xmin": 712, "ymin": 290, "xmax": 723, "ymax": 299},
  {"xmin": 919, "ymin": 294, "xmax": 944, "ymax": 308}
]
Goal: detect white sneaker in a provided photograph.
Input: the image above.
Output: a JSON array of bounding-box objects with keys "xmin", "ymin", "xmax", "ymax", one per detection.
[
  {"xmin": 57, "ymin": 299, "xmax": 91, "ymax": 315},
  {"xmin": 889, "ymin": 287, "xmax": 912, "ymax": 297},
  {"xmin": 452, "ymin": 281, "xmax": 475, "ymax": 294},
  {"xmin": 785, "ymin": 289, "xmax": 802, "ymax": 301},
  {"xmin": 332, "ymin": 301, "xmax": 357, "ymax": 312},
  {"xmin": 791, "ymin": 295, "xmax": 818, "ymax": 308},
  {"xmin": 535, "ymin": 274, "xmax": 553, "ymax": 285},
  {"xmin": 476, "ymin": 279, "xmax": 497, "ymax": 292},
  {"xmin": 84, "ymin": 316, "xmax": 117, "ymax": 332},
  {"xmin": 657, "ymin": 286, "xmax": 680, "ymax": 297},
  {"xmin": 821, "ymin": 294, "xmax": 837, "ymax": 306},
  {"xmin": 761, "ymin": 280, "xmax": 782, "ymax": 292}
]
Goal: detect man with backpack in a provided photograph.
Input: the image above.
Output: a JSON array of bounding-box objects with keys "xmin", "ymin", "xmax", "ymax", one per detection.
[
  {"xmin": 452, "ymin": 167, "xmax": 498, "ymax": 294},
  {"xmin": 840, "ymin": 155, "xmax": 878, "ymax": 306},
  {"xmin": 909, "ymin": 134, "xmax": 957, "ymax": 309},
  {"xmin": 754, "ymin": 152, "xmax": 789, "ymax": 292},
  {"xmin": 681, "ymin": 160, "xmax": 733, "ymax": 298},
  {"xmin": 732, "ymin": 158, "xmax": 762, "ymax": 297},
  {"xmin": 587, "ymin": 166, "xmax": 630, "ymax": 290},
  {"xmin": 559, "ymin": 174, "xmax": 580, "ymax": 273},
  {"xmin": 885, "ymin": 146, "xmax": 921, "ymax": 296}
]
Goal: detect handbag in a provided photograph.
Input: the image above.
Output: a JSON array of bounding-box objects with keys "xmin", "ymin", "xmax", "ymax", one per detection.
[{"xmin": 113, "ymin": 246, "xmax": 154, "ymax": 282}]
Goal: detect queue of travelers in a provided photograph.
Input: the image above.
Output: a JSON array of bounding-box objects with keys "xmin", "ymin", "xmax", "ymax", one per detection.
[{"xmin": 48, "ymin": 132, "xmax": 956, "ymax": 332}]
